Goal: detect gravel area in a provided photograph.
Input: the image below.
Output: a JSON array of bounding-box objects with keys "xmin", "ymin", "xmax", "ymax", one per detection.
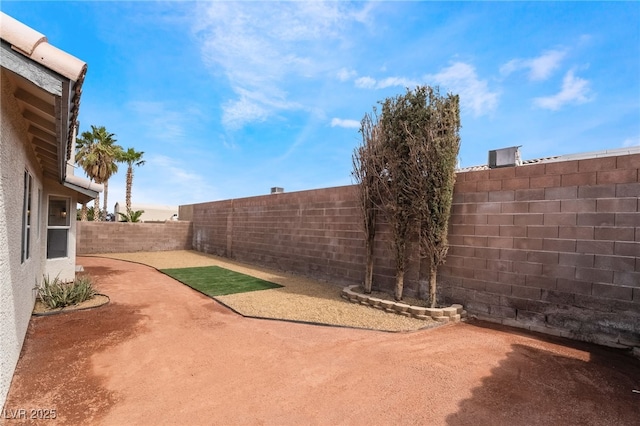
[{"xmin": 89, "ymin": 250, "xmax": 438, "ymax": 332}]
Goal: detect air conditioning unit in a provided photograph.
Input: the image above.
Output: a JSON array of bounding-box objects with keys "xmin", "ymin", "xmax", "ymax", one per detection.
[
  {"xmin": 270, "ymin": 187, "xmax": 284, "ymax": 194},
  {"xmin": 488, "ymin": 146, "xmax": 521, "ymax": 169}
]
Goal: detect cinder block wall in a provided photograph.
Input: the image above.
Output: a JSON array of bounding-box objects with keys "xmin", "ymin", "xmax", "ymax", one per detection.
[
  {"xmin": 440, "ymin": 153, "xmax": 639, "ymax": 348},
  {"xmin": 185, "ymin": 152, "xmax": 639, "ymax": 349},
  {"xmin": 190, "ymin": 186, "xmax": 371, "ymax": 286},
  {"xmin": 76, "ymin": 221, "xmax": 193, "ymax": 254}
]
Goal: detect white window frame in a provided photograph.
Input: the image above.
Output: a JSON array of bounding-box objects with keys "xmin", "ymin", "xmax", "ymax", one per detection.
[
  {"xmin": 21, "ymin": 170, "xmax": 33, "ymax": 263},
  {"xmin": 37, "ymin": 188, "xmax": 42, "ymax": 239},
  {"xmin": 46, "ymin": 196, "xmax": 71, "ymax": 259}
]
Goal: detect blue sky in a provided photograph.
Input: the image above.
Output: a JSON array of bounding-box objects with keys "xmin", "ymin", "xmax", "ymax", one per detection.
[{"xmin": 3, "ymin": 1, "xmax": 639, "ymax": 208}]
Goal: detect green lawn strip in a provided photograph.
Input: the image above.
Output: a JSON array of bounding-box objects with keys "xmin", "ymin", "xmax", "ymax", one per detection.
[{"xmin": 160, "ymin": 265, "xmax": 282, "ymax": 296}]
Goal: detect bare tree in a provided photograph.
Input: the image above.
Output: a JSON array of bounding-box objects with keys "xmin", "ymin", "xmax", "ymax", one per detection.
[{"xmin": 352, "ymin": 112, "xmax": 383, "ymax": 293}]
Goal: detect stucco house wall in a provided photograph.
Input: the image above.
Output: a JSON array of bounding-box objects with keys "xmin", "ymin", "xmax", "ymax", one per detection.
[
  {"xmin": 1, "ymin": 12, "xmax": 100, "ymax": 409},
  {"xmin": 0, "ymin": 70, "xmax": 44, "ymax": 410}
]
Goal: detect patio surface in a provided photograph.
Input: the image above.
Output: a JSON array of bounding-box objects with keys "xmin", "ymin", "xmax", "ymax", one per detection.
[{"xmin": 4, "ymin": 255, "xmax": 640, "ymax": 425}]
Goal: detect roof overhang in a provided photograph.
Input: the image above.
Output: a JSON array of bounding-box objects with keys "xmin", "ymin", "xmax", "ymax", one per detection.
[
  {"xmin": 63, "ymin": 174, "xmax": 103, "ymax": 204},
  {"xmin": 1, "ymin": 12, "xmax": 97, "ymax": 200},
  {"xmin": 1, "ymin": 40, "xmax": 68, "ymax": 180}
]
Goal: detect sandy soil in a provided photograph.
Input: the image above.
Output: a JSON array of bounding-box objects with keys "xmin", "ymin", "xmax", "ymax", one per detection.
[
  {"xmin": 89, "ymin": 250, "xmax": 437, "ymax": 332},
  {"xmin": 4, "ymin": 255, "xmax": 639, "ymax": 425}
]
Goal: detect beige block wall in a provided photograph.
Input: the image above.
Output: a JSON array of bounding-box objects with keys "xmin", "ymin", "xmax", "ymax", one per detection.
[
  {"xmin": 441, "ymin": 154, "xmax": 639, "ymax": 348},
  {"xmin": 76, "ymin": 221, "xmax": 193, "ymax": 254},
  {"xmin": 75, "ymin": 152, "xmax": 639, "ymax": 350},
  {"xmin": 181, "ymin": 154, "xmax": 639, "ymax": 349}
]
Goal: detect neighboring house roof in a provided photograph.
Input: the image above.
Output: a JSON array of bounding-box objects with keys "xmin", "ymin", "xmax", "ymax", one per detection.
[
  {"xmin": 0, "ymin": 12, "xmax": 101, "ymax": 202},
  {"xmin": 113, "ymin": 202, "xmax": 179, "ymax": 222},
  {"xmin": 457, "ymin": 146, "xmax": 640, "ymax": 173}
]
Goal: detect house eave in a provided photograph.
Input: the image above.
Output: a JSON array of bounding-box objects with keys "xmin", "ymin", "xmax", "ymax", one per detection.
[{"xmin": 63, "ymin": 174, "xmax": 104, "ymax": 204}]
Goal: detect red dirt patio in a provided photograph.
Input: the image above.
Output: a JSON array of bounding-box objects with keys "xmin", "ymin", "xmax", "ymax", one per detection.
[{"xmin": 4, "ymin": 256, "xmax": 640, "ymax": 425}]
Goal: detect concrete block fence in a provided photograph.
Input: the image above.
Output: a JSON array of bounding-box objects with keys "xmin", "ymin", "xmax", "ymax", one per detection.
[
  {"xmin": 440, "ymin": 153, "xmax": 639, "ymax": 348},
  {"xmin": 180, "ymin": 152, "xmax": 639, "ymax": 350},
  {"xmin": 77, "ymin": 221, "xmax": 193, "ymax": 254},
  {"xmin": 78, "ymin": 151, "xmax": 639, "ymax": 350}
]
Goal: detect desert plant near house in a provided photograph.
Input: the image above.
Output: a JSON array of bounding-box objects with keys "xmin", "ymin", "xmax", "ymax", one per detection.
[{"xmin": 36, "ymin": 275, "xmax": 97, "ymax": 309}]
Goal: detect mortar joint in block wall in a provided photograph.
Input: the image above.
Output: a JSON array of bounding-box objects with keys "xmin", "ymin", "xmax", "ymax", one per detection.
[{"xmin": 341, "ymin": 285, "xmax": 467, "ymax": 323}]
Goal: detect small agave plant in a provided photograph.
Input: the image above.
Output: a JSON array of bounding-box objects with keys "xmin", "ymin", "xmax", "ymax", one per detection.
[{"xmin": 36, "ymin": 274, "xmax": 96, "ymax": 309}]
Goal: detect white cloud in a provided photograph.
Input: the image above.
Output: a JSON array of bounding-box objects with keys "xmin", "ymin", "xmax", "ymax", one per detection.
[
  {"xmin": 331, "ymin": 118, "xmax": 360, "ymax": 129},
  {"xmin": 426, "ymin": 62, "xmax": 499, "ymax": 116},
  {"xmin": 146, "ymin": 154, "xmax": 217, "ymax": 204},
  {"xmin": 622, "ymin": 136, "xmax": 640, "ymax": 147},
  {"xmin": 193, "ymin": 2, "xmax": 373, "ymax": 129},
  {"xmin": 534, "ymin": 69, "xmax": 593, "ymax": 110},
  {"xmin": 501, "ymin": 49, "xmax": 567, "ymax": 81},
  {"xmin": 128, "ymin": 101, "xmax": 192, "ymax": 141},
  {"xmin": 352, "ymin": 63, "xmax": 496, "ymax": 116},
  {"xmin": 355, "ymin": 76, "xmax": 377, "ymax": 89},
  {"xmin": 354, "ymin": 76, "xmax": 418, "ymax": 90},
  {"xmin": 337, "ymin": 67, "xmax": 357, "ymax": 82},
  {"xmin": 377, "ymin": 77, "xmax": 418, "ymax": 89},
  {"xmin": 222, "ymin": 97, "xmax": 269, "ymax": 129}
]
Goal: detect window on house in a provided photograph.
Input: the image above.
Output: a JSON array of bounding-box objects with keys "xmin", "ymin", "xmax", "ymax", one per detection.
[
  {"xmin": 21, "ymin": 170, "xmax": 33, "ymax": 263},
  {"xmin": 47, "ymin": 197, "xmax": 70, "ymax": 259},
  {"xmin": 37, "ymin": 188, "xmax": 42, "ymax": 239}
]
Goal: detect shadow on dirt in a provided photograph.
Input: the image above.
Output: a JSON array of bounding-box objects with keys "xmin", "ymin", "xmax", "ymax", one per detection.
[
  {"xmin": 5, "ymin": 302, "xmax": 149, "ymax": 425},
  {"xmin": 446, "ymin": 322, "xmax": 640, "ymax": 425}
]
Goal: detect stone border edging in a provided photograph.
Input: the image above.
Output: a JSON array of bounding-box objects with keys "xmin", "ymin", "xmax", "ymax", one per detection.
[
  {"xmin": 341, "ymin": 285, "xmax": 466, "ymax": 323},
  {"xmin": 32, "ymin": 294, "xmax": 110, "ymax": 316}
]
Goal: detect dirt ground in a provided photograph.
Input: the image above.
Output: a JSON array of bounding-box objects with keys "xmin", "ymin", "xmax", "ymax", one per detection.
[
  {"xmin": 92, "ymin": 250, "xmax": 437, "ymax": 332},
  {"xmin": 3, "ymin": 255, "xmax": 640, "ymax": 425}
]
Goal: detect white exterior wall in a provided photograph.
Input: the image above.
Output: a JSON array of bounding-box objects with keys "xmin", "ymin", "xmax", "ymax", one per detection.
[
  {"xmin": 0, "ymin": 72, "xmax": 44, "ymax": 408},
  {"xmin": 0, "ymin": 71, "xmax": 80, "ymax": 409}
]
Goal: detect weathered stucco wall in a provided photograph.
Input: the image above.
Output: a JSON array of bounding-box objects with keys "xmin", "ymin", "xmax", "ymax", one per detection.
[
  {"xmin": 76, "ymin": 221, "xmax": 193, "ymax": 254},
  {"xmin": 182, "ymin": 152, "xmax": 639, "ymax": 350}
]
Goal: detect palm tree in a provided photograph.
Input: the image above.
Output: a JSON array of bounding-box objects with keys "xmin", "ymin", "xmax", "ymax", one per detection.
[
  {"xmin": 119, "ymin": 148, "xmax": 145, "ymax": 212},
  {"xmin": 75, "ymin": 125, "xmax": 122, "ymax": 221},
  {"xmin": 118, "ymin": 209, "xmax": 144, "ymax": 222}
]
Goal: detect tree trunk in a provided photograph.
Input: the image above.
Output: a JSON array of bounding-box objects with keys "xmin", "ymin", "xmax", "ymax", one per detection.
[
  {"xmin": 126, "ymin": 166, "xmax": 133, "ymax": 212},
  {"xmin": 394, "ymin": 268, "xmax": 404, "ymax": 301},
  {"xmin": 93, "ymin": 193, "xmax": 101, "ymax": 222},
  {"xmin": 429, "ymin": 263, "xmax": 438, "ymax": 308},
  {"xmin": 364, "ymin": 240, "xmax": 374, "ymax": 294},
  {"xmin": 80, "ymin": 203, "xmax": 87, "ymax": 221},
  {"xmin": 417, "ymin": 254, "xmax": 430, "ymax": 300},
  {"xmin": 102, "ymin": 180, "xmax": 109, "ymax": 220}
]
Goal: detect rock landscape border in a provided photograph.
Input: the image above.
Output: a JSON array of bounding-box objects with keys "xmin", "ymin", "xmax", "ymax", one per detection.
[{"xmin": 342, "ymin": 285, "xmax": 466, "ymax": 323}]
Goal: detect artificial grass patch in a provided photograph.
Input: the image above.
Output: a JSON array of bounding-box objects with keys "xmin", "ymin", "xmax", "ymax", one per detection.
[{"xmin": 160, "ymin": 266, "xmax": 282, "ymax": 296}]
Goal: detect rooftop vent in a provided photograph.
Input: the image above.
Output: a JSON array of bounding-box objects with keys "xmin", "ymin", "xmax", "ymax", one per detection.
[
  {"xmin": 489, "ymin": 146, "xmax": 521, "ymax": 169},
  {"xmin": 270, "ymin": 187, "xmax": 284, "ymax": 194}
]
